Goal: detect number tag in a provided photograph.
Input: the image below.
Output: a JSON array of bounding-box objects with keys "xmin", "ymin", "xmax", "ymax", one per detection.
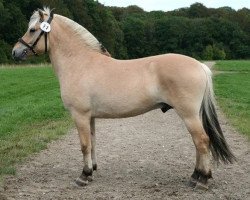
[{"xmin": 40, "ymin": 22, "xmax": 51, "ymax": 32}]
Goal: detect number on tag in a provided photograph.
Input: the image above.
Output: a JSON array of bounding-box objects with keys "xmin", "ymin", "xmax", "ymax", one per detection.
[{"xmin": 40, "ymin": 22, "xmax": 51, "ymax": 32}]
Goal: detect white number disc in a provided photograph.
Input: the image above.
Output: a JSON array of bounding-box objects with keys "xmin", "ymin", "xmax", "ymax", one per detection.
[{"xmin": 40, "ymin": 22, "xmax": 51, "ymax": 32}]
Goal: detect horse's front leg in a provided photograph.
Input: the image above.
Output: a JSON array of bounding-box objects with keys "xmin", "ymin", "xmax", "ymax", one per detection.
[{"xmin": 72, "ymin": 111, "xmax": 93, "ymax": 186}]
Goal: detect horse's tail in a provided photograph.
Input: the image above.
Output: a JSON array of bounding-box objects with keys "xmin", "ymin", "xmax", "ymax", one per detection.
[{"xmin": 200, "ymin": 63, "xmax": 236, "ymax": 164}]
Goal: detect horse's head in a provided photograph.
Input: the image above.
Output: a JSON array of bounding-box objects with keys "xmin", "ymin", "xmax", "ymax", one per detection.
[{"xmin": 12, "ymin": 8, "xmax": 54, "ymax": 61}]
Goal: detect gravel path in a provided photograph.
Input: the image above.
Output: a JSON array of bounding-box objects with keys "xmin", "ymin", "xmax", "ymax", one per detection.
[{"xmin": 1, "ymin": 62, "xmax": 249, "ymax": 200}]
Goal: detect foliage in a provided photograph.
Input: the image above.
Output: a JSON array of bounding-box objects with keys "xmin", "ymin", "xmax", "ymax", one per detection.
[
  {"xmin": 0, "ymin": 65, "xmax": 71, "ymax": 179},
  {"xmin": 0, "ymin": 1, "xmax": 250, "ymax": 63},
  {"xmin": 203, "ymin": 45, "xmax": 214, "ymax": 60},
  {"xmin": 214, "ymin": 61, "xmax": 250, "ymax": 138}
]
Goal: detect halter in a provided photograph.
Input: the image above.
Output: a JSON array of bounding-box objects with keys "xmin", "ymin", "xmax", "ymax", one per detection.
[{"xmin": 18, "ymin": 11, "xmax": 54, "ymax": 56}]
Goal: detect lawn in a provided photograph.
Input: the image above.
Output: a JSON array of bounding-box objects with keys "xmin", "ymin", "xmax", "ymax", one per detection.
[
  {"xmin": 214, "ymin": 60, "xmax": 250, "ymax": 72},
  {"xmin": 213, "ymin": 60, "xmax": 250, "ymax": 138},
  {"xmin": 0, "ymin": 65, "xmax": 71, "ymax": 181}
]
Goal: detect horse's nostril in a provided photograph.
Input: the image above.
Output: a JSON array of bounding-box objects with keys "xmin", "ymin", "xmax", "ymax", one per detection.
[{"xmin": 12, "ymin": 50, "xmax": 16, "ymax": 57}]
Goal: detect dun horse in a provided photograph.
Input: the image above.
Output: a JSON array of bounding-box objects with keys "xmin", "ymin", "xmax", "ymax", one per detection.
[{"xmin": 12, "ymin": 8, "xmax": 235, "ymax": 189}]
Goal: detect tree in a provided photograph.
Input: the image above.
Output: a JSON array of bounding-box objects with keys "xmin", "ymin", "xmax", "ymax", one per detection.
[
  {"xmin": 212, "ymin": 44, "xmax": 226, "ymax": 60},
  {"xmin": 0, "ymin": 40, "xmax": 9, "ymax": 63},
  {"xmin": 188, "ymin": 3, "xmax": 209, "ymax": 18},
  {"xmin": 122, "ymin": 16, "xmax": 147, "ymax": 58},
  {"xmin": 202, "ymin": 45, "xmax": 214, "ymax": 60},
  {"xmin": 1, "ymin": 0, "xmax": 250, "ymax": 63}
]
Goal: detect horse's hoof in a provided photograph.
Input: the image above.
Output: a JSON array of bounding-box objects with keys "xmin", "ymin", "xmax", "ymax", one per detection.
[
  {"xmin": 93, "ymin": 164, "xmax": 97, "ymax": 171},
  {"xmin": 194, "ymin": 182, "xmax": 209, "ymax": 190},
  {"xmin": 188, "ymin": 177, "xmax": 197, "ymax": 188},
  {"xmin": 75, "ymin": 177, "xmax": 88, "ymax": 186},
  {"xmin": 87, "ymin": 176, "xmax": 93, "ymax": 182}
]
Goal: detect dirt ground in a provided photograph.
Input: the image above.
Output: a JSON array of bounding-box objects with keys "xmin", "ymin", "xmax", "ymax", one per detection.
[{"xmin": 1, "ymin": 63, "xmax": 249, "ymax": 200}]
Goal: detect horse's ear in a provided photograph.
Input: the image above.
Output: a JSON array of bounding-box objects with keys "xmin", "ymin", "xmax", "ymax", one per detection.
[
  {"xmin": 50, "ymin": 8, "xmax": 56, "ymax": 17},
  {"xmin": 38, "ymin": 9, "xmax": 44, "ymax": 21}
]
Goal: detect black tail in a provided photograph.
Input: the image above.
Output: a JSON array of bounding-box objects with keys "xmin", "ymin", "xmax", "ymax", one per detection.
[{"xmin": 201, "ymin": 99, "xmax": 236, "ymax": 164}]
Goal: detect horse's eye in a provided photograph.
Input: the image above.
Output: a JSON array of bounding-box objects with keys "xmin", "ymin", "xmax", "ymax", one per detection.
[{"xmin": 29, "ymin": 28, "xmax": 36, "ymax": 33}]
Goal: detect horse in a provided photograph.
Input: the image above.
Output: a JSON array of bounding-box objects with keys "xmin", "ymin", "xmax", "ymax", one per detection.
[{"xmin": 12, "ymin": 8, "xmax": 235, "ymax": 189}]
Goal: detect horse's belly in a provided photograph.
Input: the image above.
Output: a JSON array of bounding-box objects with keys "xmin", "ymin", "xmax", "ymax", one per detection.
[{"xmin": 91, "ymin": 98, "xmax": 159, "ymax": 118}]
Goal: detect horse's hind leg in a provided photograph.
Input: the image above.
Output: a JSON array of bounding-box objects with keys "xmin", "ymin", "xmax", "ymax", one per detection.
[
  {"xmin": 182, "ymin": 115, "xmax": 212, "ymax": 189},
  {"xmin": 91, "ymin": 118, "xmax": 97, "ymax": 171},
  {"xmin": 71, "ymin": 111, "xmax": 93, "ymax": 186}
]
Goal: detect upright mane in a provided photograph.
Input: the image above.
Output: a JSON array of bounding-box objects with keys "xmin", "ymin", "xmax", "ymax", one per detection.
[
  {"xmin": 29, "ymin": 7, "xmax": 111, "ymax": 56},
  {"xmin": 29, "ymin": 7, "xmax": 51, "ymax": 28}
]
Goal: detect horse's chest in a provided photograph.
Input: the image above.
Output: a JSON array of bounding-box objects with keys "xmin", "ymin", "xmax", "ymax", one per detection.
[{"xmin": 60, "ymin": 84, "xmax": 90, "ymax": 111}]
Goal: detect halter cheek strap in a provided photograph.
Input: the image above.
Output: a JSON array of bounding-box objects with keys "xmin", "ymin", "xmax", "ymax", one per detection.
[{"xmin": 18, "ymin": 12, "xmax": 54, "ymax": 56}]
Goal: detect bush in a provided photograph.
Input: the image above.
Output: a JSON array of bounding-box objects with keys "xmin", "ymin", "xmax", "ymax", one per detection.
[
  {"xmin": 202, "ymin": 45, "xmax": 214, "ymax": 60},
  {"xmin": 202, "ymin": 44, "xmax": 226, "ymax": 60},
  {"xmin": 0, "ymin": 40, "xmax": 10, "ymax": 63},
  {"xmin": 213, "ymin": 44, "xmax": 226, "ymax": 60}
]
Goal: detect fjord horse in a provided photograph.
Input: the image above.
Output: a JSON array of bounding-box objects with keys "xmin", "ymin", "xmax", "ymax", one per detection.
[{"xmin": 12, "ymin": 8, "xmax": 235, "ymax": 189}]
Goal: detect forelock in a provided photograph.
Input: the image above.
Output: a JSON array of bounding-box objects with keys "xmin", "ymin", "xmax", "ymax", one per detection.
[
  {"xmin": 28, "ymin": 11, "xmax": 40, "ymax": 28},
  {"xmin": 28, "ymin": 7, "xmax": 51, "ymax": 28}
]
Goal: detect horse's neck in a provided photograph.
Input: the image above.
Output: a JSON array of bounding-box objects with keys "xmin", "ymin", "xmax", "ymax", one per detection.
[{"xmin": 49, "ymin": 15, "xmax": 96, "ymax": 79}]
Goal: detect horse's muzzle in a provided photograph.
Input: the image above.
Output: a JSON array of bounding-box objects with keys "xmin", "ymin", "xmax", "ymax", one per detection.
[{"xmin": 12, "ymin": 48, "xmax": 28, "ymax": 61}]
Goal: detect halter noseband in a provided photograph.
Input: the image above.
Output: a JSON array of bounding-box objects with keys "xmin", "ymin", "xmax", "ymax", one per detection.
[{"xmin": 18, "ymin": 12, "xmax": 54, "ymax": 56}]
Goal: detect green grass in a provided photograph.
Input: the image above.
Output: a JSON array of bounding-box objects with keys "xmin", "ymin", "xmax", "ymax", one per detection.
[
  {"xmin": 213, "ymin": 60, "xmax": 250, "ymax": 138},
  {"xmin": 214, "ymin": 60, "xmax": 250, "ymax": 72},
  {"xmin": 0, "ymin": 65, "xmax": 71, "ymax": 180}
]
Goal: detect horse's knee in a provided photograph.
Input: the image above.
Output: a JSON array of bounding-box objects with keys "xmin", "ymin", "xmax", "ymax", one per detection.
[
  {"xmin": 79, "ymin": 133, "xmax": 92, "ymax": 155},
  {"xmin": 81, "ymin": 144, "xmax": 91, "ymax": 155}
]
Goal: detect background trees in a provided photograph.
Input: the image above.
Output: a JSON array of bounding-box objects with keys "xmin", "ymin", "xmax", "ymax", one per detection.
[{"xmin": 0, "ymin": 1, "xmax": 249, "ymax": 63}]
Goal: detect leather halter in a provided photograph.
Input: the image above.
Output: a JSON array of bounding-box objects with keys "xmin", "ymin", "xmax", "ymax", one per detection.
[{"xmin": 18, "ymin": 12, "xmax": 54, "ymax": 56}]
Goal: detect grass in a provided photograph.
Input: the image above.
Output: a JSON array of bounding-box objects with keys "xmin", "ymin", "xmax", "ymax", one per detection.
[
  {"xmin": 0, "ymin": 65, "xmax": 71, "ymax": 181},
  {"xmin": 213, "ymin": 60, "xmax": 250, "ymax": 72},
  {"xmin": 213, "ymin": 60, "xmax": 250, "ymax": 138}
]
